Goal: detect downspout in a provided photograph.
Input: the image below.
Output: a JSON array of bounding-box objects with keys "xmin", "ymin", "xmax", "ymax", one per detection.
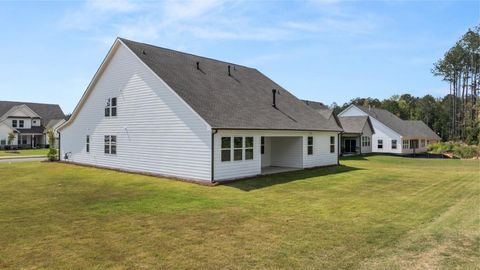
[
  {"xmin": 58, "ymin": 132, "xmax": 61, "ymax": 161},
  {"xmin": 211, "ymin": 129, "xmax": 218, "ymax": 184},
  {"xmin": 337, "ymin": 132, "xmax": 342, "ymax": 165}
]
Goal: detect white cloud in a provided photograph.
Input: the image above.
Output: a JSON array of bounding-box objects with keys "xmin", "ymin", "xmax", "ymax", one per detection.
[
  {"xmin": 60, "ymin": 0, "xmax": 383, "ymax": 49},
  {"xmin": 86, "ymin": 0, "xmax": 137, "ymax": 12}
]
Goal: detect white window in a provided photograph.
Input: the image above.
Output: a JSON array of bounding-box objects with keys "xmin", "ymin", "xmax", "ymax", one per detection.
[
  {"xmin": 104, "ymin": 135, "xmax": 117, "ymax": 154},
  {"xmin": 392, "ymin": 140, "xmax": 397, "ymax": 149},
  {"xmin": 222, "ymin": 136, "xmax": 253, "ymax": 162},
  {"xmin": 261, "ymin": 137, "xmax": 265, "ymax": 155},
  {"xmin": 105, "ymin": 97, "xmax": 117, "ymax": 117},
  {"xmin": 12, "ymin": 120, "xmax": 17, "ymax": 127},
  {"xmin": 19, "ymin": 120, "xmax": 24, "ymax": 128},
  {"xmin": 378, "ymin": 139, "xmax": 383, "ymax": 149},
  {"xmin": 245, "ymin": 137, "xmax": 254, "ymax": 160},
  {"xmin": 362, "ymin": 136, "xmax": 371, "ymax": 147},
  {"xmin": 233, "ymin": 137, "xmax": 243, "ymax": 161},
  {"xmin": 221, "ymin": 137, "xmax": 231, "ymax": 162},
  {"xmin": 330, "ymin": 136, "xmax": 335, "ymax": 153},
  {"xmin": 420, "ymin": 139, "xmax": 425, "ymax": 148},
  {"xmin": 86, "ymin": 135, "xmax": 90, "ymax": 153},
  {"xmin": 403, "ymin": 140, "xmax": 409, "ymax": 149},
  {"xmin": 307, "ymin": 136, "xmax": 313, "ymax": 155}
]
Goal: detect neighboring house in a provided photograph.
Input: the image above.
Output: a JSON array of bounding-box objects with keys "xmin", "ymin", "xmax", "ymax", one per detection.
[
  {"xmin": 338, "ymin": 104, "xmax": 441, "ymax": 154},
  {"xmin": 338, "ymin": 116, "xmax": 375, "ymax": 155},
  {"xmin": 0, "ymin": 101, "xmax": 65, "ymax": 149},
  {"xmin": 59, "ymin": 38, "xmax": 343, "ymax": 183},
  {"xmin": 304, "ymin": 100, "xmax": 375, "ymax": 155}
]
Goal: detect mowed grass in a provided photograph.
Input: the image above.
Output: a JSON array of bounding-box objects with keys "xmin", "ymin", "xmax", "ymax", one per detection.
[
  {"xmin": 0, "ymin": 148, "xmax": 48, "ymax": 157},
  {"xmin": 0, "ymin": 156, "xmax": 478, "ymax": 269}
]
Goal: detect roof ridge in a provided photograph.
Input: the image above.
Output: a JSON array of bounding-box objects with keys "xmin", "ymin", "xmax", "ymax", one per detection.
[
  {"xmin": 119, "ymin": 37, "xmax": 254, "ymax": 70},
  {"xmin": 0, "ymin": 100, "xmax": 60, "ymax": 106}
]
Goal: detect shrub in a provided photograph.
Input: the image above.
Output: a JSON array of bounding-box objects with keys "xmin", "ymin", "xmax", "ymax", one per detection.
[
  {"xmin": 46, "ymin": 129, "xmax": 57, "ymax": 161},
  {"xmin": 47, "ymin": 148, "xmax": 58, "ymax": 161},
  {"xmin": 428, "ymin": 141, "xmax": 479, "ymax": 158}
]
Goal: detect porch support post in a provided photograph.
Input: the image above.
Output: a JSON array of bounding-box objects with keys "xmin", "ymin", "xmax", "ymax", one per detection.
[{"xmin": 359, "ymin": 135, "xmax": 362, "ymax": 155}]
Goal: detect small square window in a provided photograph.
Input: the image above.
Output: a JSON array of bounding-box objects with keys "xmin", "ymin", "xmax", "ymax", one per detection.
[
  {"xmin": 221, "ymin": 137, "xmax": 231, "ymax": 149},
  {"xmin": 330, "ymin": 136, "xmax": 335, "ymax": 153},
  {"xmin": 234, "ymin": 149, "xmax": 243, "ymax": 161},
  {"xmin": 221, "ymin": 137, "xmax": 231, "ymax": 162},
  {"xmin": 234, "ymin": 137, "xmax": 243, "ymax": 148},
  {"xmin": 221, "ymin": 150, "xmax": 231, "ymax": 161},
  {"xmin": 307, "ymin": 136, "xmax": 313, "ymax": 155},
  {"xmin": 245, "ymin": 137, "xmax": 253, "ymax": 148},
  {"xmin": 392, "ymin": 140, "xmax": 397, "ymax": 149},
  {"xmin": 245, "ymin": 149, "xmax": 253, "ymax": 160},
  {"xmin": 245, "ymin": 137, "xmax": 254, "ymax": 160}
]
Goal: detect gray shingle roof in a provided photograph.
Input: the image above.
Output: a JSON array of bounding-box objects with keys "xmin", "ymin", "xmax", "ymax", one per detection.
[
  {"xmin": 120, "ymin": 38, "xmax": 342, "ymax": 132},
  {"xmin": 17, "ymin": 127, "xmax": 45, "ymax": 134},
  {"xmin": 45, "ymin": 119, "xmax": 65, "ymax": 130},
  {"xmin": 355, "ymin": 105, "xmax": 440, "ymax": 139},
  {"xmin": 338, "ymin": 116, "xmax": 372, "ymax": 134},
  {"xmin": 0, "ymin": 101, "xmax": 65, "ymax": 127}
]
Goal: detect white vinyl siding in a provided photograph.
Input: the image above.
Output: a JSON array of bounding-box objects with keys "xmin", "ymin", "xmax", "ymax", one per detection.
[
  {"xmin": 214, "ymin": 130, "xmax": 339, "ymax": 181},
  {"xmin": 60, "ymin": 43, "xmax": 212, "ymax": 182},
  {"xmin": 339, "ymin": 105, "xmax": 402, "ymax": 154},
  {"xmin": 360, "ymin": 122, "xmax": 373, "ymax": 154}
]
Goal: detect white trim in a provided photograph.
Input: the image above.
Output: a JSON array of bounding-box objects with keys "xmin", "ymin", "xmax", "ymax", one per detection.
[
  {"xmin": 58, "ymin": 40, "xmax": 122, "ymax": 131},
  {"xmin": 337, "ymin": 104, "xmax": 356, "ymax": 117},
  {"xmin": 342, "ymin": 105, "xmax": 403, "ymax": 138},
  {"xmin": 0, "ymin": 104, "xmax": 41, "ymax": 121},
  {"xmin": 59, "ymin": 38, "xmax": 212, "ymax": 132}
]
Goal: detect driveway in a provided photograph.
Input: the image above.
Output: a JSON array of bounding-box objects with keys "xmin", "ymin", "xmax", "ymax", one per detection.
[{"xmin": 0, "ymin": 157, "xmax": 47, "ymax": 163}]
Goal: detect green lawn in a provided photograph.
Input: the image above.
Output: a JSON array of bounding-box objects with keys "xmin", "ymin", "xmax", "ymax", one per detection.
[
  {"xmin": 0, "ymin": 148, "xmax": 48, "ymax": 157},
  {"xmin": 0, "ymin": 156, "xmax": 478, "ymax": 269}
]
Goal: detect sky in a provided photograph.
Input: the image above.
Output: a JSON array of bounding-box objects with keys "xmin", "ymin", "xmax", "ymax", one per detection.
[{"xmin": 0, "ymin": 0, "xmax": 478, "ymax": 114}]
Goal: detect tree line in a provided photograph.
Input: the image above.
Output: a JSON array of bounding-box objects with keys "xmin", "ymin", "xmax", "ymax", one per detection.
[{"xmin": 331, "ymin": 26, "xmax": 479, "ymax": 145}]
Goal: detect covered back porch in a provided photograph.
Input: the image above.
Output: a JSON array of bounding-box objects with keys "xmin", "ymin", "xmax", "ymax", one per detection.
[
  {"xmin": 261, "ymin": 136, "xmax": 303, "ymax": 175},
  {"xmin": 341, "ymin": 134, "xmax": 360, "ymax": 156}
]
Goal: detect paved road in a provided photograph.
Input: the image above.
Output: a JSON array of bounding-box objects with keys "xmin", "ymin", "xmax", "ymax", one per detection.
[{"xmin": 0, "ymin": 157, "xmax": 47, "ymax": 163}]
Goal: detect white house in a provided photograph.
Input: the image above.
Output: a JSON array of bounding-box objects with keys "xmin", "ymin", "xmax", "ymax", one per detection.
[
  {"xmin": 0, "ymin": 101, "xmax": 65, "ymax": 149},
  {"xmin": 337, "ymin": 116, "xmax": 374, "ymax": 155},
  {"xmin": 304, "ymin": 100, "xmax": 375, "ymax": 155},
  {"xmin": 338, "ymin": 104, "xmax": 441, "ymax": 154},
  {"xmin": 58, "ymin": 38, "xmax": 343, "ymax": 183}
]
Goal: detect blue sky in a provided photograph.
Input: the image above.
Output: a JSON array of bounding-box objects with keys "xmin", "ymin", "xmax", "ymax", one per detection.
[{"xmin": 0, "ymin": 0, "xmax": 478, "ymax": 113}]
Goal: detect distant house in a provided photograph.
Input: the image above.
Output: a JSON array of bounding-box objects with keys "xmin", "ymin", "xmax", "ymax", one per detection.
[
  {"xmin": 338, "ymin": 104, "xmax": 441, "ymax": 154},
  {"xmin": 304, "ymin": 100, "xmax": 374, "ymax": 155},
  {"xmin": 58, "ymin": 38, "xmax": 343, "ymax": 183},
  {"xmin": 0, "ymin": 101, "xmax": 65, "ymax": 149},
  {"xmin": 337, "ymin": 116, "xmax": 375, "ymax": 155}
]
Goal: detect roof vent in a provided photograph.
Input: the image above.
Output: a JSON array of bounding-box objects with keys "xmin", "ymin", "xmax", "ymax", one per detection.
[
  {"xmin": 272, "ymin": 89, "xmax": 277, "ymax": 109},
  {"xmin": 228, "ymin": 65, "xmax": 231, "ymax": 76},
  {"xmin": 142, "ymin": 50, "xmax": 146, "ymax": 55},
  {"xmin": 196, "ymin": 62, "xmax": 200, "ymax": 70}
]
